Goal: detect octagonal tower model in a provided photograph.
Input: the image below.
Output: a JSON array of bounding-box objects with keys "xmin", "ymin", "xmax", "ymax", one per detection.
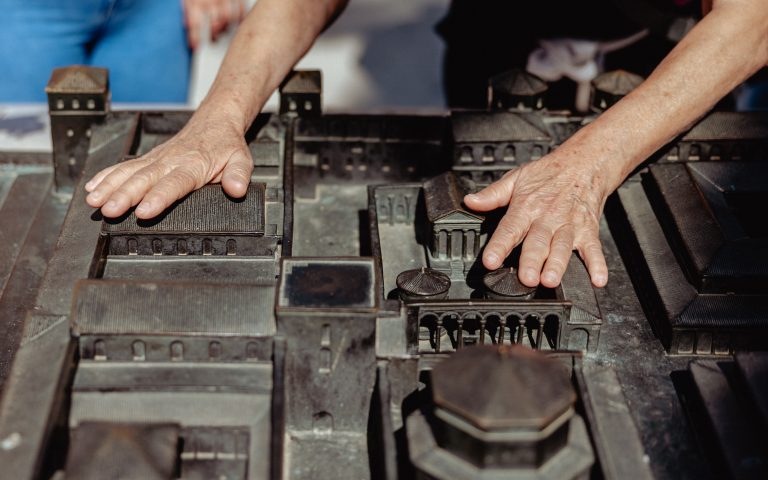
[{"xmin": 407, "ymin": 345, "xmax": 594, "ymax": 479}]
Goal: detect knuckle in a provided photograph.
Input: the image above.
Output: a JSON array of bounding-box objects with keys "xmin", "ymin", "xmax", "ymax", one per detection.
[
  {"xmin": 528, "ymin": 228, "xmax": 551, "ymax": 247},
  {"xmin": 546, "ymin": 255, "xmax": 568, "ymax": 273},
  {"xmin": 497, "ymin": 217, "xmax": 524, "ymax": 239}
]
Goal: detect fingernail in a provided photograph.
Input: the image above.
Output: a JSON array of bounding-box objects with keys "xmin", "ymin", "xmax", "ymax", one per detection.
[
  {"xmin": 466, "ymin": 193, "xmax": 480, "ymax": 200},
  {"xmin": 85, "ymin": 181, "xmax": 94, "ymax": 190},
  {"xmin": 525, "ymin": 268, "xmax": 538, "ymax": 281},
  {"xmin": 543, "ymin": 271, "xmax": 558, "ymax": 284},
  {"xmin": 105, "ymin": 200, "xmax": 117, "ymax": 210},
  {"xmin": 136, "ymin": 203, "xmax": 151, "ymax": 215},
  {"xmin": 89, "ymin": 191, "xmax": 101, "ymax": 200},
  {"xmin": 485, "ymin": 252, "xmax": 499, "ymax": 266}
]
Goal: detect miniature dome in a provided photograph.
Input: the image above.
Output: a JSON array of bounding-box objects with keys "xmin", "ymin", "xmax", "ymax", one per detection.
[
  {"xmin": 483, "ymin": 268, "xmax": 537, "ymax": 298},
  {"xmin": 397, "ymin": 268, "xmax": 451, "ymax": 299},
  {"xmin": 488, "ymin": 69, "xmax": 548, "ymax": 110},
  {"xmin": 591, "ymin": 70, "xmax": 644, "ymax": 112}
]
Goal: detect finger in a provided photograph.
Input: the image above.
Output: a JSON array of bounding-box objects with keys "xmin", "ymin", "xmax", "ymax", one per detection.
[
  {"xmin": 134, "ymin": 168, "xmax": 199, "ymax": 219},
  {"xmin": 540, "ymin": 226, "xmax": 576, "ymax": 288},
  {"xmin": 86, "ymin": 160, "xmax": 147, "ymax": 208},
  {"xmin": 482, "ymin": 207, "xmax": 530, "ymax": 270},
  {"xmin": 518, "ymin": 222, "xmax": 555, "ymax": 287},
  {"xmin": 85, "ymin": 164, "xmax": 120, "ymax": 192},
  {"xmin": 220, "ymin": 148, "xmax": 253, "ymax": 198},
  {"xmin": 186, "ymin": 5, "xmax": 203, "ymax": 49},
  {"xmin": 98, "ymin": 163, "xmax": 169, "ymax": 218},
  {"xmin": 576, "ymin": 234, "xmax": 608, "ymax": 287},
  {"xmin": 464, "ymin": 169, "xmax": 518, "ymax": 212},
  {"xmin": 210, "ymin": 4, "xmax": 228, "ymax": 38}
]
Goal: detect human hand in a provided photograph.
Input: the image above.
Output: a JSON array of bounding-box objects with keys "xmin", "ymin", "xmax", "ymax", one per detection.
[
  {"xmin": 84, "ymin": 111, "xmax": 253, "ymax": 219},
  {"xmin": 464, "ymin": 152, "xmax": 615, "ymax": 289},
  {"xmin": 183, "ymin": 0, "xmax": 246, "ymax": 49}
]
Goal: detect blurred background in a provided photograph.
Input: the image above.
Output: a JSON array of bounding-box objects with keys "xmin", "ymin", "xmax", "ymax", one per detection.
[
  {"xmin": 2, "ymin": 0, "xmax": 764, "ymax": 152},
  {"xmin": 0, "ymin": 0, "xmax": 449, "ymax": 152},
  {"xmin": 194, "ymin": 0, "xmax": 450, "ymax": 112}
]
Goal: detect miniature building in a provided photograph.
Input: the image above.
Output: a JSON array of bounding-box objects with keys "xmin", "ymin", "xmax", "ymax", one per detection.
[
  {"xmin": 659, "ymin": 111, "xmax": 768, "ymax": 162},
  {"xmin": 46, "ymin": 65, "xmax": 110, "ymax": 191},
  {"xmin": 590, "ymin": 69, "xmax": 644, "ymax": 112},
  {"xmin": 280, "ymin": 70, "xmax": 322, "ymax": 117},
  {"xmin": 451, "ymin": 111, "xmax": 552, "ymax": 184},
  {"xmin": 276, "ymin": 258, "xmax": 378, "ymax": 480},
  {"xmin": 407, "ymin": 345, "xmax": 594, "ymax": 479},
  {"xmin": 609, "ymin": 161, "xmax": 768, "ymax": 354},
  {"xmin": 423, "ymin": 173, "xmax": 484, "ymax": 278},
  {"xmin": 488, "ymin": 69, "xmax": 548, "ymax": 111},
  {"xmin": 101, "ymin": 183, "xmax": 271, "ymax": 256}
]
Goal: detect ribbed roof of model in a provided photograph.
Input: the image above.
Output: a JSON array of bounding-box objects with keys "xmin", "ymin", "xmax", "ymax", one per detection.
[
  {"xmin": 591, "ymin": 69, "xmax": 643, "ymax": 96},
  {"xmin": 490, "ymin": 69, "xmax": 548, "ymax": 97}
]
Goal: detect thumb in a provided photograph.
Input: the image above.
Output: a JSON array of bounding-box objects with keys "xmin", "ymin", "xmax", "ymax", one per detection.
[
  {"xmin": 220, "ymin": 147, "xmax": 253, "ymax": 198},
  {"xmin": 464, "ymin": 169, "xmax": 519, "ymax": 212}
]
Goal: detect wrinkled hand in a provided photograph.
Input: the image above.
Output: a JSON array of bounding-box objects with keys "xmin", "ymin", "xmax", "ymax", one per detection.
[
  {"xmin": 183, "ymin": 0, "xmax": 246, "ymax": 49},
  {"xmin": 85, "ymin": 115, "xmax": 253, "ymax": 219},
  {"xmin": 464, "ymin": 153, "xmax": 612, "ymax": 289}
]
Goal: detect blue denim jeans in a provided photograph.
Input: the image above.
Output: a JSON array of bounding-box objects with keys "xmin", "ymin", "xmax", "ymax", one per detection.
[{"xmin": 0, "ymin": 0, "xmax": 190, "ymax": 103}]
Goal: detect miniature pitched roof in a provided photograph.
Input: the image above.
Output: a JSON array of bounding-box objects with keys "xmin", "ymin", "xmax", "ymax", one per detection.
[
  {"xmin": 46, "ymin": 66, "xmax": 109, "ymax": 94},
  {"xmin": 489, "ymin": 69, "xmax": 548, "ymax": 97},
  {"xmin": 591, "ymin": 70, "xmax": 643, "ymax": 96},
  {"xmin": 423, "ymin": 172, "xmax": 484, "ymax": 224},
  {"xmin": 451, "ymin": 111, "xmax": 551, "ymax": 143},
  {"xmin": 280, "ymin": 70, "xmax": 322, "ymax": 94}
]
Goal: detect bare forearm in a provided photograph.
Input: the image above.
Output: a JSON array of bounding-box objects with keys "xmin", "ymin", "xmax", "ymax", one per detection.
[
  {"xmin": 561, "ymin": 0, "xmax": 768, "ymax": 192},
  {"xmin": 196, "ymin": 0, "xmax": 348, "ymax": 130}
]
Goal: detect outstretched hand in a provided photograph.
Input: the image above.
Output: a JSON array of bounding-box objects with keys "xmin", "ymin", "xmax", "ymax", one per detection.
[
  {"xmin": 85, "ymin": 114, "xmax": 253, "ymax": 219},
  {"xmin": 464, "ymin": 152, "xmax": 612, "ymax": 289}
]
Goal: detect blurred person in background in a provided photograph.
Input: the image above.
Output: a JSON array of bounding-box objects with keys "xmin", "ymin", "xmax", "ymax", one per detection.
[
  {"xmin": 81, "ymin": 0, "xmax": 768, "ymax": 289},
  {"xmin": 0, "ymin": 0, "xmax": 245, "ymax": 103}
]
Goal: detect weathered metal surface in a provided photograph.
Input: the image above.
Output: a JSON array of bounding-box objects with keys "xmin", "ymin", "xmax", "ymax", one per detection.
[
  {"xmin": 408, "ymin": 346, "xmax": 593, "ymax": 480},
  {"xmin": 276, "ymin": 258, "xmax": 379, "ymax": 480},
  {"xmin": 0, "ymin": 172, "xmax": 52, "ymax": 298},
  {"xmin": 0, "ymin": 317, "xmax": 75, "ymax": 479},
  {"xmin": 64, "ymin": 422, "xmax": 179, "ymax": 480},
  {"xmin": 575, "ymin": 364, "xmax": 654, "ymax": 480},
  {"xmin": 607, "ymin": 163, "xmax": 768, "ymax": 355},
  {"xmin": 72, "ymin": 280, "xmax": 275, "ymax": 338},
  {"xmin": 432, "ymin": 345, "xmax": 575, "ymax": 431},
  {"xmin": 679, "ymin": 359, "xmax": 768, "ymax": 479},
  {"xmin": 0, "ymin": 171, "xmax": 67, "ymax": 391},
  {"xmin": 1, "ymin": 66, "xmax": 767, "ymax": 480}
]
